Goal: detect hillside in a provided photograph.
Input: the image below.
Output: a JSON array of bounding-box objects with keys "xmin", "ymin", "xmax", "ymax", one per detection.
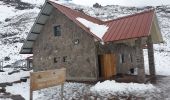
[{"xmin": 0, "ymin": 0, "xmax": 169, "ymax": 75}]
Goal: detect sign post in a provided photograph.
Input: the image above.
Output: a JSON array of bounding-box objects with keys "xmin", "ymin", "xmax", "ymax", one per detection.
[
  {"xmin": 61, "ymin": 83, "xmax": 64, "ymax": 100},
  {"xmin": 30, "ymin": 68, "xmax": 66, "ymax": 100}
]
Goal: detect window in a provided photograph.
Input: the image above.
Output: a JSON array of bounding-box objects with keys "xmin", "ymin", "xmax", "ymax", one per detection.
[
  {"xmin": 54, "ymin": 57, "xmax": 60, "ymax": 63},
  {"xmin": 54, "ymin": 25, "xmax": 61, "ymax": 36},
  {"xmin": 63, "ymin": 56, "xmax": 67, "ymax": 62},
  {"xmin": 120, "ymin": 54, "xmax": 125, "ymax": 63},
  {"xmin": 54, "ymin": 57, "xmax": 58, "ymax": 63}
]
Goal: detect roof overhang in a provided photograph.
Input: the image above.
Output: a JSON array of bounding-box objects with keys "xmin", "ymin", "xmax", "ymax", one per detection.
[
  {"xmin": 150, "ymin": 13, "xmax": 163, "ymax": 44},
  {"xmin": 20, "ymin": 1, "xmax": 53, "ymax": 54}
]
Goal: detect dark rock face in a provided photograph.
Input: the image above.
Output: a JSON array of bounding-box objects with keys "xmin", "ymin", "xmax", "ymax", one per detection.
[
  {"xmin": 93, "ymin": 3, "xmax": 102, "ymax": 8},
  {"xmin": 4, "ymin": 56, "xmax": 10, "ymax": 61}
]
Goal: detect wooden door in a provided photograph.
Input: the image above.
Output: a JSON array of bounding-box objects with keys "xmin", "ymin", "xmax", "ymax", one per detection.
[{"xmin": 99, "ymin": 54, "xmax": 116, "ymax": 79}]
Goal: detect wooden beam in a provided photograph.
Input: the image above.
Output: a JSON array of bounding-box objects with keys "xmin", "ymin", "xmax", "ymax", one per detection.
[
  {"xmin": 41, "ymin": 13, "xmax": 50, "ymax": 16},
  {"xmin": 23, "ymin": 48, "xmax": 32, "ymax": 50},
  {"xmin": 27, "ymin": 40, "xmax": 35, "ymax": 42},
  {"xmin": 36, "ymin": 23, "xmax": 44, "ymax": 25},
  {"xmin": 20, "ymin": 52, "xmax": 33, "ymax": 54},
  {"xmin": 31, "ymin": 32, "xmax": 40, "ymax": 34},
  {"xmin": 47, "ymin": 2, "xmax": 52, "ymax": 5}
]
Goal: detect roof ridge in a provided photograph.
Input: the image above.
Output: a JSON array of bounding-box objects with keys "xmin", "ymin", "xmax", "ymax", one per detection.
[
  {"xmin": 104, "ymin": 9, "xmax": 155, "ymax": 23},
  {"xmin": 48, "ymin": 0, "xmax": 103, "ymax": 24}
]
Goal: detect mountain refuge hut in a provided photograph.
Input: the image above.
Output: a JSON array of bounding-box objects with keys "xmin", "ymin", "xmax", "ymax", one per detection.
[{"xmin": 20, "ymin": 0, "xmax": 163, "ymax": 83}]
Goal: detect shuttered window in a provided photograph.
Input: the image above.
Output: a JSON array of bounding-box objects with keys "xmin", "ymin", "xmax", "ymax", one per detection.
[{"xmin": 54, "ymin": 25, "xmax": 61, "ymax": 36}]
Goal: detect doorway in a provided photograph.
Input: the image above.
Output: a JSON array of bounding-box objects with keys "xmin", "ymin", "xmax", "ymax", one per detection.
[{"xmin": 98, "ymin": 54, "xmax": 116, "ymax": 79}]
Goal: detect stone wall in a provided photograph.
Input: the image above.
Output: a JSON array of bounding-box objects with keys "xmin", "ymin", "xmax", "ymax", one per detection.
[
  {"xmin": 97, "ymin": 43, "xmax": 137, "ymax": 74},
  {"xmin": 114, "ymin": 44, "xmax": 137, "ymax": 74},
  {"xmin": 32, "ymin": 9, "xmax": 98, "ymax": 81}
]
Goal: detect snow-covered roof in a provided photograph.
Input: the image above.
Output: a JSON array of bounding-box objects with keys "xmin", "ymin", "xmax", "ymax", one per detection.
[
  {"xmin": 20, "ymin": 0, "xmax": 163, "ymax": 54},
  {"xmin": 76, "ymin": 17, "xmax": 108, "ymax": 39}
]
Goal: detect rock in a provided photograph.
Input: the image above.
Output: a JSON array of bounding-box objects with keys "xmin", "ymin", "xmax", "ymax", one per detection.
[
  {"xmin": 5, "ymin": 18, "xmax": 11, "ymax": 22},
  {"xmin": 93, "ymin": 3, "xmax": 102, "ymax": 8},
  {"xmin": 20, "ymin": 77, "xmax": 27, "ymax": 82}
]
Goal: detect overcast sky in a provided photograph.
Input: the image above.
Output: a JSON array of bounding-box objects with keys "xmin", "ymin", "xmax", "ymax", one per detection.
[{"xmin": 71, "ymin": 0, "xmax": 170, "ymax": 7}]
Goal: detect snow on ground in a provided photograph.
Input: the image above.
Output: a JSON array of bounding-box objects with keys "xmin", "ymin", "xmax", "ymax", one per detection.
[
  {"xmin": 5, "ymin": 80, "xmax": 161, "ymax": 100},
  {"xmin": 0, "ymin": 1, "xmax": 17, "ymax": 22},
  {"xmin": 0, "ymin": 68, "xmax": 32, "ymax": 83},
  {"xmin": 21, "ymin": 0, "xmax": 45, "ymax": 6},
  {"xmin": 0, "ymin": 43, "xmax": 29, "ymax": 66},
  {"xmin": 71, "ymin": 0, "xmax": 170, "ymax": 7},
  {"xmin": 0, "ymin": 2, "xmax": 38, "ymax": 66},
  {"xmin": 144, "ymin": 49, "xmax": 170, "ymax": 76},
  {"xmin": 76, "ymin": 17, "xmax": 108, "ymax": 39},
  {"xmin": 0, "ymin": 1, "xmax": 169, "ymax": 100},
  {"xmin": 6, "ymin": 80, "xmax": 90, "ymax": 100},
  {"xmin": 0, "ymin": 2, "xmax": 39, "ymax": 22},
  {"xmin": 5, "ymin": 80, "xmax": 40, "ymax": 100},
  {"xmin": 90, "ymin": 80, "xmax": 160, "ymax": 99}
]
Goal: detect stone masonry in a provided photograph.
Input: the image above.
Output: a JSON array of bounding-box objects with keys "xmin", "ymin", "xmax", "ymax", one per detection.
[
  {"xmin": 147, "ymin": 36, "xmax": 156, "ymax": 76},
  {"xmin": 32, "ymin": 9, "xmax": 98, "ymax": 81},
  {"xmin": 135, "ymin": 38, "xmax": 145, "ymax": 83}
]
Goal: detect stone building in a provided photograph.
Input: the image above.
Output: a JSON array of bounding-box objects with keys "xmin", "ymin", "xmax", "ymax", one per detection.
[{"xmin": 20, "ymin": 0, "xmax": 163, "ymax": 83}]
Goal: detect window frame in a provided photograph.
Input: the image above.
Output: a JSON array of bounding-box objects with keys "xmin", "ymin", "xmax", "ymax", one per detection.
[
  {"xmin": 120, "ymin": 53, "xmax": 125, "ymax": 64},
  {"xmin": 53, "ymin": 25, "xmax": 61, "ymax": 36}
]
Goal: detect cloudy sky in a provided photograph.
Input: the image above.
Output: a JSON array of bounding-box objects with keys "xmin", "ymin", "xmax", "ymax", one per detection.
[{"xmin": 71, "ymin": 0, "xmax": 170, "ymax": 7}]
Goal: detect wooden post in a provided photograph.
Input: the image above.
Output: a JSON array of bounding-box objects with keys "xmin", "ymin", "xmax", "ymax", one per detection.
[
  {"xmin": 2, "ymin": 61, "xmax": 4, "ymax": 70},
  {"xmin": 0, "ymin": 61, "xmax": 3, "ymax": 70},
  {"xmin": 30, "ymin": 75, "xmax": 33, "ymax": 100},
  {"xmin": 0, "ymin": 61, "xmax": 1, "ymax": 70},
  {"xmin": 27, "ymin": 60, "xmax": 30, "ymax": 69},
  {"xmin": 30, "ymin": 89, "xmax": 33, "ymax": 100},
  {"xmin": 61, "ymin": 84, "xmax": 64, "ymax": 100}
]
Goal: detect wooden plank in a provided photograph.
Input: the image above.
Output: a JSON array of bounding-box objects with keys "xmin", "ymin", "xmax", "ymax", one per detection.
[
  {"xmin": 30, "ymin": 68, "xmax": 66, "ymax": 91},
  {"xmin": 102, "ymin": 54, "xmax": 116, "ymax": 79}
]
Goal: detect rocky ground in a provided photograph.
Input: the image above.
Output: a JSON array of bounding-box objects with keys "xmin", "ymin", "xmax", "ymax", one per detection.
[{"xmin": 0, "ymin": 76, "xmax": 170, "ymax": 100}]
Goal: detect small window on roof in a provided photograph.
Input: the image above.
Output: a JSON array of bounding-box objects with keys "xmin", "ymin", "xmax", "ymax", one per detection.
[{"xmin": 54, "ymin": 25, "xmax": 61, "ymax": 36}]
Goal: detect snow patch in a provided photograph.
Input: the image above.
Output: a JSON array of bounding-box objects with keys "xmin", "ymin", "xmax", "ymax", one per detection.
[
  {"xmin": 0, "ymin": 68, "xmax": 32, "ymax": 83},
  {"xmin": 49, "ymin": 0, "xmax": 69, "ymax": 4},
  {"xmin": 6, "ymin": 80, "xmax": 40, "ymax": 100},
  {"xmin": 21, "ymin": 0, "xmax": 45, "ymax": 6},
  {"xmin": 90, "ymin": 80, "xmax": 158, "ymax": 96},
  {"xmin": 76, "ymin": 17, "xmax": 108, "ymax": 39}
]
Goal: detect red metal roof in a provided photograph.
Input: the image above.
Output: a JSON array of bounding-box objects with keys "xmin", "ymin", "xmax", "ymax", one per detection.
[
  {"xmin": 103, "ymin": 10, "xmax": 155, "ymax": 42},
  {"xmin": 49, "ymin": 1, "xmax": 155, "ymax": 42}
]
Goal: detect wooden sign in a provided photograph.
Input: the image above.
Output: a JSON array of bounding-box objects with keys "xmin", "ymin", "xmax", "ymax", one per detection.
[{"xmin": 30, "ymin": 68, "xmax": 66, "ymax": 100}]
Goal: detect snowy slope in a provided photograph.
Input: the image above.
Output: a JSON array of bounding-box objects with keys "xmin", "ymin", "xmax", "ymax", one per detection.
[
  {"xmin": 20, "ymin": 0, "xmax": 45, "ymax": 6},
  {"xmin": 0, "ymin": 0, "xmax": 170, "ymax": 75},
  {"xmin": 0, "ymin": 0, "xmax": 41, "ymax": 66}
]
